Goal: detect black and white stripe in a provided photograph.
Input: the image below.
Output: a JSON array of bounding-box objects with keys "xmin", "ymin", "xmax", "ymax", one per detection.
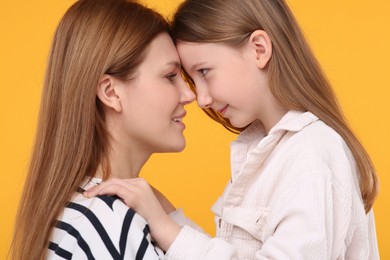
[{"xmin": 48, "ymin": 179, "xmax": 164, "ymax": 259}]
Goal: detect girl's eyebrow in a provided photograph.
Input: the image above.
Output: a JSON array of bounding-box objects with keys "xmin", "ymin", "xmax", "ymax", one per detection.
[{"xmin": 189, "ymin": 62, "xmax": 207, "ymax": 72}]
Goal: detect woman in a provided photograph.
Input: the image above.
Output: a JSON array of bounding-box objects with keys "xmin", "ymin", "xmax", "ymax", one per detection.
[{"xmin": 10, "ymin": 0, "xmax": 195, "ymax": 259}]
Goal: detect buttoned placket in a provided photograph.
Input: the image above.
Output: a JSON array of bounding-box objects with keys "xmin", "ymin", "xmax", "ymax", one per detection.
[
  {"xmin": 219, "ymin": 130, "xmax": 287, "ymax": 238},
  {"xmin": 217, "ymin": 111, "xmax": 319, "ymax": 239}
]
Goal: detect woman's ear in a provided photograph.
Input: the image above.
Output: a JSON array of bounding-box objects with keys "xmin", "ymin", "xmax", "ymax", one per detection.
[
  {"xmin": 96, "ymin": 75, "xmax": 122, "ymax": 112},
  {"xmin": 248, "ymin": 30, "xmax": 272, "ymax": 69}
]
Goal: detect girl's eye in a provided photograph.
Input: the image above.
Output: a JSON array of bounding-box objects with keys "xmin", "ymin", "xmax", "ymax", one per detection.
[
  {"xmin": 198, "ymin": 68, "xmax": 209, "ymax": 77},
  {"xmin": 166, "ymin": 73, "xmax": 177, "ymax": 81}
]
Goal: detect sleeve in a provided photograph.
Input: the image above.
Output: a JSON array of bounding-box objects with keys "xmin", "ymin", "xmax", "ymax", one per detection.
[
  {"xmin": 367, "ymin": 210, "xmax": 380, "ymax": 260},
  {"xmin": 166, "ymin": 207, "xmax": 239, "ymax": 259},
  {"xmin": 165, "ymin": 225, "xmax": 238, "ymax": 260},
  {"xmin": 169, "ymin": 208, "xmax": 206, "ymax": 233}
]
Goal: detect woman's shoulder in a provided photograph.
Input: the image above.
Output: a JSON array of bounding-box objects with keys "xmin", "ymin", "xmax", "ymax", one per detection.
[
  {"xmin": 48, "ymin": 192, "xmax": 155, "ymax": 259},
  {"xmin": 59, "ymin": 192, "xmax": 148, "ymax": 234},
  {"xmin": 65, "ymin": 178, "xmax": 149, "ymax": 229}
]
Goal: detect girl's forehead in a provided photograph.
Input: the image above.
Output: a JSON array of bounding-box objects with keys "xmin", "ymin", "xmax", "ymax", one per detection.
[
  {"xmin": 177, "ymin": 42, "xmax": 221, "ymax": 53},
  {"xmin": 177, "ymin": 41, "xmax": 239, "ymax": 58}
]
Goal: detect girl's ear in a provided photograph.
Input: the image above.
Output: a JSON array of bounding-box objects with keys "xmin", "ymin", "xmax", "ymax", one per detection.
[
  {"xmin": 249, "ymin": 30, "xmax": 273, "ymax": 69},
  {"xmin": 96, "ymin": 75, "xmax": 122, "ymax": 112}
]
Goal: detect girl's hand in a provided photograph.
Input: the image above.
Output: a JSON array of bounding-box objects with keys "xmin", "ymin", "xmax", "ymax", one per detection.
[
  {"xmin": 150, "ymin": 185, "xmax": 177, "ymax": 214},
  {"xmin": 83, "ymin": 178, "xmax": 181, "ymax": 251},
  {"xmin": 84, "ymin": 178, "xmax": 163, "ymax": 220}
]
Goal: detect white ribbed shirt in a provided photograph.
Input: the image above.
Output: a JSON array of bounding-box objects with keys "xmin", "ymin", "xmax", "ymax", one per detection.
[{"xmin": 166, "ymin": 111, "xmax": 379, "ymax": 259}]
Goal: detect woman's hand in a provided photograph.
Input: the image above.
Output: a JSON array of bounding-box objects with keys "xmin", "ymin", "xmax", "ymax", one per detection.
[{"xmin": 83, "ymin": 178, "xmax": 181, "ymax": 251}]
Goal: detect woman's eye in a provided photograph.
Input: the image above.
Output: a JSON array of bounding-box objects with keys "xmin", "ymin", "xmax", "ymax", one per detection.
[
  {"xmin": 198, "ymin": 68, "xmax": 209, "ymax": 77},
  {"xmin": 166, "ymin": 73, "xmax": 177, "ymax": 81}
]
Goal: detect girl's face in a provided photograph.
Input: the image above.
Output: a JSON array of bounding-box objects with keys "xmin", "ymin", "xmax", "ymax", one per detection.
[
  {"xmin": 177, "ymin": 40, "xmax": 281, "ymax": 130},
  {"xmin": 114, "ymin": 33, "xmax": 195, "ymax": 154}
]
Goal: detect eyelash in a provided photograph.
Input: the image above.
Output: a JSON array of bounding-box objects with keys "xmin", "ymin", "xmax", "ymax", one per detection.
[
  {"xmin": 198, "ymin": 68, "xmax": 209, "ymax": 77},
  {"xmin": 166, "ymin": 72, "xmax": 177, "ymax": 82}
]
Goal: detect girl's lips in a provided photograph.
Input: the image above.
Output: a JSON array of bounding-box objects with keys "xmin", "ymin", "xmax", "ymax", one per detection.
[{"xmin": 218, "ymin": 105, "xmax": 228, "ymax": 116}]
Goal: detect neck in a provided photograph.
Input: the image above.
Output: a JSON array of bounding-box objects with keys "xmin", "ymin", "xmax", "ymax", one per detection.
[
  {"xmin": 96, "ymin": 139, "xmax": 151, "ymax": 180},
  {"xmin": 263, "ymin": 107, "xmax": 288, "ymax": 134},
  {"xmin": 96, "ymin": 113, "xmax": 153, "ymax": 180},
  {"xmin": 260, "ymin": 95, "xmax": 288, "ymax": 134}
]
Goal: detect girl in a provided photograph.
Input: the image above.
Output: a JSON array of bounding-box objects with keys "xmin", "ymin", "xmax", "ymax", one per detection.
[
  {"xmin": 10, "ymin": 0, "xmax": 195, "ymax": 259},
  {"xmin": 85, "ymin": 0, "xmax": 380, "ymax": 259}
]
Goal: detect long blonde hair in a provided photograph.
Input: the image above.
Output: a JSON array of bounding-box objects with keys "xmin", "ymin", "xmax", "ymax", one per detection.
[
  {"xmin": 172, "ymin": 0, "xmax": 378, "ymax": 213},
  {"xmin": 10, "ymin": 0, "xmax": 169, "ymax": 259}
]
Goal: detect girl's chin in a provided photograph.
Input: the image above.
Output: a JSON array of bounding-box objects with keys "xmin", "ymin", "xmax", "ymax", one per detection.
[{"xmin": 230, "ymin": 119, "xmax": 251, "ymax": 129}]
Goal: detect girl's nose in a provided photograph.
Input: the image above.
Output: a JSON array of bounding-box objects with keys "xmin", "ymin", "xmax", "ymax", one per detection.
[{"xmin": 196, "ymin": 83, "xmax": 213, "ymax": 109}]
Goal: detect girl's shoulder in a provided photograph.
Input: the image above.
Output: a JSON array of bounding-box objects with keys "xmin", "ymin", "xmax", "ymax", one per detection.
[
  {"xmin": 269, "ymin": 110, "xmax": 347, "ymax": 152},
  {"xmin": 290, "ymin": 119, "xmax": 348, "ymax": 154},
  {"xmin": 278, "ymin": 118, "xmax": 356, "ymax": 176}
]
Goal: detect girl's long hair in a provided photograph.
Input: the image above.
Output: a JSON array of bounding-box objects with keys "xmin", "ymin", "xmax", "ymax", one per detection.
[
  {"xmin": 10, "ymin": 0, "xmax": 169, "ymax": 259},
  {"xmin": 172, "ymin": 0, "xmax": 378, "ymax": 213}
]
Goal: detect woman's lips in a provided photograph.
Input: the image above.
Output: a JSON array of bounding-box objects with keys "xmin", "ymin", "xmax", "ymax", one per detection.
[{"xmin": 172, "ymin": 111, "xmax": 187, "ymax": 128}]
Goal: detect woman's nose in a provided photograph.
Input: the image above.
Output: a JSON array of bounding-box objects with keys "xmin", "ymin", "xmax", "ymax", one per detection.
[{"xmin": 179, "ymin": 79, "xmax": 196, "ymax": 105}]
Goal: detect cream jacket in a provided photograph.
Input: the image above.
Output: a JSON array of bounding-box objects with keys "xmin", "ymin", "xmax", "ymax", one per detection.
[{"xmin": 166, "ymin": 111, "xmax": 379, "ymax": 259}]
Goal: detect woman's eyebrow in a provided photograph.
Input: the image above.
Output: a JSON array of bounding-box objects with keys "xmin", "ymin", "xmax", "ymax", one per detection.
[{"xmin": 165, "ymin": 61, "xmax": 181, "ymax": 69}]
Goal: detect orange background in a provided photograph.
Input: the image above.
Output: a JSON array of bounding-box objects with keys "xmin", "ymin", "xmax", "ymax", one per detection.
[{"xmin": 1, "ymin": 0, "xmax": 389, "ymax": 258}]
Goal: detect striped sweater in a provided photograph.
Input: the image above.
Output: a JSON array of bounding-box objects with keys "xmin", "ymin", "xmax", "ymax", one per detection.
[{"xmin": 48, "ymin": 178, "xmax": 164, "ymax": 260}]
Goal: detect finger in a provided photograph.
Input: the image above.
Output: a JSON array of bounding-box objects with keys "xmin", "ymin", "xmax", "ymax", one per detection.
[
  {"xmin": 84, "ymin": 181, "xmax": 130, "ymax": 197},
  {"xmin": 84, "ymin": 177, "xmax": 129, "ymax": 194},
  {"xmin": 83, "ymin": 181, "xmax": 110, "ymax": 197},
  {"xmin": 128, "ymin": 178, "xmax": 152, "ymax": 191},
  {"xmin": 91, "ymin": 184, "xmax": 140, "ymax": 208}
]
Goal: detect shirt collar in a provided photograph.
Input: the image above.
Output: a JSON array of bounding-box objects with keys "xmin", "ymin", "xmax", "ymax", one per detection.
[
  {"xmin": 229, "ymin": 110, "xmax": 319, "ymax": 182},
  {"xmin": 237, "ymin": 110, "xmax": 318, "ymax": 143}
]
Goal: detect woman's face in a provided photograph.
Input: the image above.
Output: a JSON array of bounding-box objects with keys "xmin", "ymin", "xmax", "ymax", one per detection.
[{"xmin": 116, "ymin": 33, "xmax": 195, "ymax": 154}]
